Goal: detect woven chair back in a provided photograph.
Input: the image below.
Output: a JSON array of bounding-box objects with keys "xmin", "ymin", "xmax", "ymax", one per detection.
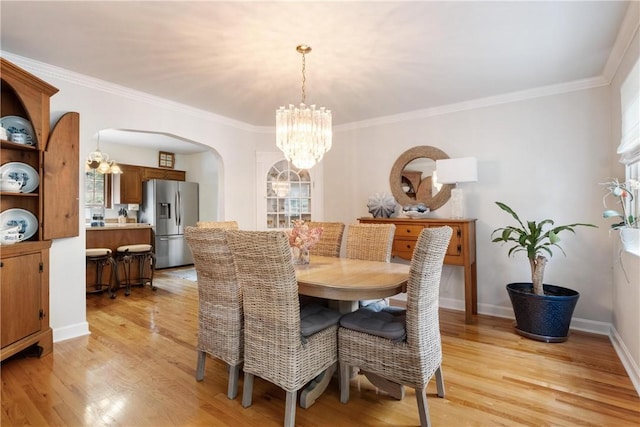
[
  {"xmin": 306, "ymin": 221, "xmax": 345, "ymax": 258},
  {"xmin": 196, "ymin": 221, "xmax": 238, "ymax": 230},
  {"xmin": 184, "ymin": 226, "xmax": 243, "ymax": 366},
  {"xmin": 406, "ymin": 226, "xmax": 452, "ymax": 351},
  {"xmin": 226, "ymin": 230, "xmax": 306, "ymax": 389},
  {"xmin": 345, "ymin": 223, "xmax": 396, "ymax": 262}
]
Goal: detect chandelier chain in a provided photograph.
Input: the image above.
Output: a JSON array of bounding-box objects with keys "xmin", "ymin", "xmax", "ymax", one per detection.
[{"xmin": 301, "ymin": 51, "xmax": 306, "ymax": 104}]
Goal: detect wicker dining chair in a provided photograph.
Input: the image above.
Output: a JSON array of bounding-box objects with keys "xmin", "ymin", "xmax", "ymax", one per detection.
[
  {"xmin": 306, "ymin": 221, "xmax": 345, "ymax": 258},
  {"xmin": 226, "ymin": 230, "xmax": 340, "ymax": 427},
  {"xmin": 345, "ymin": 223, "xmax": 395, "ymax": 262},
  {"xmin": 196, "ymin": 220, "xmax": 239, "ymax": 230},
  {"xmin": 338, "ymin": 226, "xmax": 452, "ymax": 427},
  {"xmin": 184, "ymin": 226, "xmax": 243, "ymax": 400},
  {"xmin": 346, "ymin": 223, "xmax": 396, "ymax": 309}
]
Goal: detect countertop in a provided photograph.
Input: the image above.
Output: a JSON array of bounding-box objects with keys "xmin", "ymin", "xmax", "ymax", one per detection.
[{"xmin": 86, "ymin": 223, "xmax": 152, "ymax": 230}]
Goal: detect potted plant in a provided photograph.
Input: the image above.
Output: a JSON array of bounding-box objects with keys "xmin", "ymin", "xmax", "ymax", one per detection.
[
  {"xmin": 491, "ymin": 202, "xmax": 596, "ymax": 342},
  {"xmin": 601, "ymin": 177, "xmax": 640, "ymax": 257}
]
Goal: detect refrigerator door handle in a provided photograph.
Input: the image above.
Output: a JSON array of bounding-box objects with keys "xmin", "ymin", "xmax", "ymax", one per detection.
[
  {"xmin": 175, "ymin": 191, "xmax": 179, "ymax": 227},
  {"xmin": 177, "ymin": 191, "xmax": 182, "ymax": 226}
]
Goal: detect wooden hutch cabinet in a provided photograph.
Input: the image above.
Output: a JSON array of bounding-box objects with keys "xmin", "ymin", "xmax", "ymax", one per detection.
[
  {"xmin": 0, "ymin": 58, "xmax": 79, "ymax": 361},
  {"xmin": 359, "ymin": 217, "xmax": 477, "ymax": 323}
]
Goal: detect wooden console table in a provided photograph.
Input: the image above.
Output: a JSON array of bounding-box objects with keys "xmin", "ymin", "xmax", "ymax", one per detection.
[{"xmin": 358, "ymin": 217, "xmax": 477, "ymax": 323}]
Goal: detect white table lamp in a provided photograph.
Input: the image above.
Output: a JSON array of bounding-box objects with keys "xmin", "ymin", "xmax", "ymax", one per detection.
[{"xmin": 435, "ymin": 157, "xmax": 478, "ymax": 219}]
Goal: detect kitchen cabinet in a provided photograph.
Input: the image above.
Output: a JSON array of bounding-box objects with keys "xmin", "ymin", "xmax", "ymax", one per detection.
[
  {"xmin": 358, "ymin": 217, "xmax": 477, "ymax": 323},
  {"xmin": 116, "ymin": 164, "xmax": 143, "ymax": 204},
  {"xmin": 0, "ymin": 58, "xmax": 79, "ymax": 361},
  {"xmin": 142, "ymin": 167, "xmax": 185, "ymax": 181},
  {"xmin": 115, "ymin": 164, "xmax": 185, "ymax": 204}
]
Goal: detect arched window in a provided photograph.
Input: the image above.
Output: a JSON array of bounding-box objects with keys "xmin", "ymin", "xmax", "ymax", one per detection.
[{"xmin": 266, "ymin": 160, "xmax": 312, "ymax": 228}]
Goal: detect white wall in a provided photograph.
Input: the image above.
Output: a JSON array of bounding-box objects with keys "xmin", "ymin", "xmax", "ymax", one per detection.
[{"xmin": 608, "ymin": 26, "xmax": 640, "ymax": 391}]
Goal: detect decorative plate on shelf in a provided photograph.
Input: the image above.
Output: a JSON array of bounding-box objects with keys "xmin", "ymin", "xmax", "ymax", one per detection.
[
  {"xmin": 0, "ymin": 208, "xmax": 38, "ymax": 240},
  {"xmin": 0, "ymin": 116, "xmax": 35, "ymax": 146},
  {"xmin": 0, "ymin": 162, "xmax": 39, "ymax": 193}
]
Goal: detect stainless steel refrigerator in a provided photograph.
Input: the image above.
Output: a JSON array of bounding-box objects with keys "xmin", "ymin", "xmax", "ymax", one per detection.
[{"xmin": 139, "ymin": 179, "xmax": 199, "ymax": 269}]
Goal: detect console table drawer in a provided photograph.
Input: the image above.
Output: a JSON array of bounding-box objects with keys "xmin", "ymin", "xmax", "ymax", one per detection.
[
  {"xmin": 395, "ymin": 225, "xmax": 424, "ymax": 238},
  {"xmin": 393, "ymin": 239, "xmax": 417, "ymax": 254}
]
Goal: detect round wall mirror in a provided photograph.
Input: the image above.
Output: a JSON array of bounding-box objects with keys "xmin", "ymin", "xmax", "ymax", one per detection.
[{"xmin": 389, "ymin": 146, "xmax": 453, "ymax": 210}]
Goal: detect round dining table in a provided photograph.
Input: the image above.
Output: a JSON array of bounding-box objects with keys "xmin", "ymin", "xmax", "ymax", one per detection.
[
  {"xmin": 295, "ymin": 255, "xmax": 409, "ymax": 312},
  {"xmin": 295, "ymin": 255, "xmax": 410, "ymax": 406}
]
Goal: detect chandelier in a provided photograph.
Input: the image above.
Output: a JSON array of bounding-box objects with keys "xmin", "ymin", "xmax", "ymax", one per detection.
[
  {"xmin": 86, "ymin": 131, "xmax": 122, "ymax": 174},
  {"xmin": 276, "ymin": 45, "xmax": 332, "ymax": 170}
]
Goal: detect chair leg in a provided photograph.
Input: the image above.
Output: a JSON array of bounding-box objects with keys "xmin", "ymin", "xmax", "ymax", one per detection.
[
  {"xmin": 284, "ymin": 390, "xmax": 297, "ymax": 427},
  {"xmin": 242, "ymin": 372, "xmax": 254, "ymax": 408},
  {"xmin": 195, "ymin": 350, "xmax": 206, "ymax": 381},
  {"xmin": 435, "ymin": 366, "xmax": 445, "ymax": 398},
  {"xmin": 415, "ymin": 387, "xmax": 431, "ymax": 427},
  {"xmin": 228, "ymin": 363, "xmax": 241, "ymax": 400},
  {"xmin": 339, "ymin": 363, "xmax": 350, "ymax": 404},
  {"xmin": 148, "ymin": 252, "xmax": 157, "ymax": 290},
  {"xmin": 107, "ymin": 256, "xmax": 116, "ymax": 299}
]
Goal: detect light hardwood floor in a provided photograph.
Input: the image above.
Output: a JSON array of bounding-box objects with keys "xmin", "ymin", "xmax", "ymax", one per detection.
[{"xmin": 2, "ymin": 268, "xmax": 639, "ymax": 426}]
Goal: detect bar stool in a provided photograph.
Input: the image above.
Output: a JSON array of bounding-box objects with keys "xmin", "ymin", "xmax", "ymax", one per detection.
[
  {"xmin": 86, "ymin": 248, "xmax": 116, "ymax": 299},
  {"xmin": 115, "ymin": 244, "xmax": 156, "ymax": 296}
]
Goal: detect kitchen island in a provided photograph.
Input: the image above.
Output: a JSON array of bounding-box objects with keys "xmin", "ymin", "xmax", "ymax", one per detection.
[{"xmin": 86, "ymin": 223, "xmax": 153, "ymax": 295}]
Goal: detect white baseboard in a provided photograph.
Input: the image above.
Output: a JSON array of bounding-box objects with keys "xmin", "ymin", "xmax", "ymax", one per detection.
[
  {"xmin": 440, "ymin": 297, "xmax": 612, "ymax": 336},
  {"xmin": 52, "ymin": 321, "xmax": 90, "ymax": 343},
  {"xmin": 610, "ymin": 326, "xmax": 640, "ymax": 397}
]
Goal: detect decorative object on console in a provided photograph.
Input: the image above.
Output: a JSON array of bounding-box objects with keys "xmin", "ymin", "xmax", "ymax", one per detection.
[
  {"xmin": 286, "ymin": 219, "xmax": 323, "ymax": 264},
  {"xmin": 86, "ymin": 131, "xmax": 122, "ymax": 174},
  {"xmin": 435, "ymin": 157, "xmax": 478, "ymax": 219},
  {"xmin": 276, "ymin": 44, "xmax": 332, "ymax": 170},
  {"xmin": 402, "ymin": 203, "xmax": 430, "ymax": 218},
  {"xmin": 367, "ymin": 193, "xmax": 396, "ymax": 218}
]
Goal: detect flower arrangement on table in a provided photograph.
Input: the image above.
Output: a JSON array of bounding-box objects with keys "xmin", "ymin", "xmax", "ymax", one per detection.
[
  {"xmin": 601, "ymin": 177, "xmax": 640, "ymax": 258},
  {"xmin": 286, "ymin": 219, "xmax": 323, "ymax": 265}
]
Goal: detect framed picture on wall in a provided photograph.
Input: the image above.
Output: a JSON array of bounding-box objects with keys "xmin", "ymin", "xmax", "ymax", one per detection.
[{"xmin": 159, "ymin": 151, "xmax": 175, "ymax": 169}]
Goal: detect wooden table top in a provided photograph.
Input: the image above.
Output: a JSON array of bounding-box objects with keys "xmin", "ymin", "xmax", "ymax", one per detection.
[{"xmin": 296, "ymin": 256, "xmax": 409, "ymax": 301}]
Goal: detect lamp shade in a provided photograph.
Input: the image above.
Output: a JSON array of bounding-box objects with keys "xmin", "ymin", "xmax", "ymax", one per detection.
[{"xmin": 435, "ymin": 157, "xmax": 478, "ymax": 184}]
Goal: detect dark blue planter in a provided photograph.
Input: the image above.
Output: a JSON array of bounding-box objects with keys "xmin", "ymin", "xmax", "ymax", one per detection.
[{"xmin": 506, "ymin": 282, "xmax": 579, "ymax": 343}]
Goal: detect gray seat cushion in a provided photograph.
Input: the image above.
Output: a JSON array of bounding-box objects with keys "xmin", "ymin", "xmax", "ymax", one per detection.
[
  {"xmin": 300, "ymin": 303, "xmax": 341, "ymax": 337},
  {"xmin": 340, "ymin": 306, "xmax": 407, "ymax": 341}
]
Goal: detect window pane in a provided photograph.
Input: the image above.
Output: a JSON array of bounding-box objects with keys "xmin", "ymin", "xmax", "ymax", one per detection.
[{"xmin": 266, "ymin": 161, "xmax": 313, "ymax": 228}]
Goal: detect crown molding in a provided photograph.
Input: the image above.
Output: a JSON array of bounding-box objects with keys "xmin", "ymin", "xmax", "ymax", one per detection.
[
  {"xmin": 335, "ymin": 76, "xmax": 609, "ymax": 132},
  {"xmin": 602, "ymin": 1, "xmax": 640, "ymax": 84},
  {"xmin": 0, "ymin": 51, "xmax": 261, "ymax": 133}
]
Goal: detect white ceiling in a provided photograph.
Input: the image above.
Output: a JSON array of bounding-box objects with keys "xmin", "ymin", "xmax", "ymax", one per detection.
[{"xmin": 0, "ymin": 1, "xmax": 631, "ymax": 152}]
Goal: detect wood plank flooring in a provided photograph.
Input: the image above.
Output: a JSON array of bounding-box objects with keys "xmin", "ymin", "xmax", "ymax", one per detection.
[{"xmin": 2, "ymin": 267, "xmax": 639, "ymax": 426}]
